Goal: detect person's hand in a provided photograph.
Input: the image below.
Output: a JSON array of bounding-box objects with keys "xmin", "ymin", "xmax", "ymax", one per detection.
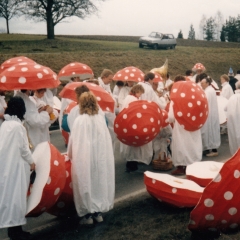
[
  {"xmin": 30, "ymin": 163, "xmax": 36, "ymax": 171},
  {"xmin": 38, "ymin": 106, "xmax": 46, "ymax": 113},
  {"xmin": 45, "ymin": 106, "xmax": 53, "ymax": 114}
]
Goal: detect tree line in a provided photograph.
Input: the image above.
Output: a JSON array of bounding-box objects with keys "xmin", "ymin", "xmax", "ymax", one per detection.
[{"xmin": 0, "ymin": 0, "xmax": 102, "ymax": 39}]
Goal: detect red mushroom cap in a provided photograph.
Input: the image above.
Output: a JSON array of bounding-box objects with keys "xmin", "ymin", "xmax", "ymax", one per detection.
[
  {"xmin": 153, "ymin": 72, "xmax": 163, "ymax": 83},
  {"xmin": 161, "ymin": 109, "xmax": 170, "ymax": 128},
  {"xmin": 114, "ymin": 100, "xmax": 163, "ymax": 147},
  {"xmin": 170, "ymin": 81, "xmax": 209, "ymax": 131},
  {"xmin": 113, "ymin": 66, "xmax": 144, "ymax": 82},
  {"xmin": 192, "ymin": 63, "xmax": 206, "ymax": 71},
  {"xmin": 58, "ymin": 62, "xmax": 93, "ymax": 81},
  {"xmin": 189, "ymin": 149, "xmax": 240, "ymax": 232},
  {"xmin": 0, "ymin": 62, "xmax": 60, "ymax": 90}
]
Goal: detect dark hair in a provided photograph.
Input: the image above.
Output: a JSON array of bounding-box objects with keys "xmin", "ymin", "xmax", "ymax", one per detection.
[
  {"xmin": 185, "ymin": 70, "xmax": 192, "ymax": 76},
  {"xmin": 199, "ymin": 73, "xmax": 208, "ymax": 81},
  {"xmin": 237, "ymin": 70, "xmax": 240, "ymax": 74},
  {"xmin": 144, "ymin": 72, "xmax": 155, "ymax": 81},
  {"xmin": 174, "ymin": 75, "xmax": 186, "ymax": 82},
  {"xmin": 75, "ymin": 85, "xmax": 90, "ymax": 101},
  {"xmin": 5, "ymin": 97, "xmax": 26, "ymax": 120},
  {"xmin": 196, "ymin": 75, "xmax": 201, "ymax": 83},
  {"xmin": 167, "ymin": 73, "xmax": 170, "ymax": 78},
  {"xmin": 116, "ymin": 81, "xmax": 124, "ymax": 87}
]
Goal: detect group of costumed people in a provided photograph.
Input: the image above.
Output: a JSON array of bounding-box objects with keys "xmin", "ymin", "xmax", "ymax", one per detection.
[{"xmin": 1, "ymin": 58, "xmax": 240, "ymax": 240}]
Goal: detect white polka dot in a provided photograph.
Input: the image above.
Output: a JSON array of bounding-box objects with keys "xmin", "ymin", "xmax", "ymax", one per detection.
[
  {"xmin": 204, "ymin": 198, "xmax": 214, "ymax": 207},
  {"xmin": 96, "ymin": 96, "xmax": 101, "ymax": 101},
  {"xmin": 17, "ymin": 59, "xmax": 23, "ymax": 61},
  {"xmin": 115, "ymin": 124, "xmax": 119, "ymax": 128},
  {"xmin": 230, "ymin": 223, "xmax": 238, "ymax": 229},
  {"xmin": 177, "ymin": 112, "xmax": 183, "ymax": 117},
  {"xmin": 54, "ymin": 188, "xmax": 60, "ymax": 195},
  {"xmin": 137, "ymin": 113, "xmax": 142, "ymax": 118},
  {"xmin": 192, "ymin": 95, "xmax": 195, "ymax": 99},
  {"xmin": 123, "ymin": 114, "xmax": 127, "ymax": 119},
  {"xmin": 37, "ymin": 73, "xmax": 43, "ymax": 78},
  {"xmin": 197, "ymin": 101, "xmax": 201, "ymax": 106},
  {"xmin": 70, "ymin": 63, "xmax": 75, "ymax": 66},
  {"xmin": 224, "ymin": 191, "xmax": 233, "ymax": 200},
  {"xmin": 229, "ymin": 207, "xmax": 237, "ymax": 215},
  {"xmin": 172, "ymin": 88, "xmax": 177, "ymax": 93},
  {"xmin": 135, "ymin": 136, "xmax": 139, "ymax": 139},
  {"xmin": 234, "ymin": 170, "xmax": 240, "ymax": 178},
  {"xmin": 192, "ymin": 116, "xmax": 196, "ymax": 121},
  {"xmin": 158, "ymin": 120, "xmax": 160, "ymax": 125},
  {"xmin": 130, "ymin": 73, "xmax": 134, "ymax": 77},
  {"xmin": 122, "ymin": 139, "xmax": 126, "ymax": 142},
  {"xmin": 106, "ymin": 107, "xmax": 110, "ymax": 111},
  {"xmin": 123, "ymin": 128, "xmax": 127, "ymax": 133},
  {"xmin": 53, "ymin": 74, "xmax": 57, "ymax": 80},
  {"xmin": 66, "ymin": 171, "xmax": 69, "ymax": 178},
  {"xmin": 125, "ymin": 69, "xmax": 129, "ymax": 73},
  {"xmin": 187, "ymin": 113, "xmax": 190, "ymax": 117},
  {"xmin": 142, "ymin": 104, "xmax": 147, "ymax": 109},
  {"xmin": 221, "ymin": 220, "xmax": 227, "ymax": 224},
  {"xmin": 34, "ymin": 64, "xmax": 41, "ymax": 69},
  {"xmin": 205, "ymin": 214, "xmax": 214, "ymax": 220},
  {"xmin": 188, "ymin": 102, "xmax": 193, "ymax": 107},
  {"xmin": 7, "ymin": 66, "xmax": 15, "ymax": 71},
  {"xmin": 41, "ymin": 207, "xmax": 46, "ymax": 212},
  {"xmin": 172, "ymin": 188, "xmax": 177, "ymax": 193},
  {"xmin": 152, "ymin": 128, "xmax": 155, "ymax": 132},
  {"xmin": 152, "ymin": 179, "xmax": 156, "ymax": 184},
  {"xmin": 47, "ymin": 176, "xmax": 51, "ymax": 185},
  {"xmin": 143, "ymin": 128, "xmax": 148, "ymax": 132},
  {"xmin": 18, "ymin": 77, "xmax": 26, "ymax": 84},
  {"xmin": 62, "ymin": 70, "xmax": 65, "ymax": 73},
  {"xmin": 200, "ymin": 113, "xmax": 203, "ymax": 117},
  {"xmin": 191, "ymin": 88, "xmax": 195, "ymax": 92},
  {"xmin": 82, "ymin": 65, "xmax": 87, "ymax": 69},
  {"xmin": 180, "ymin": 93, "xmax": 185, "ymax": 97},
  {"xmin": 189, "ymin": 220, "xmax": 196, "ymax": 225},
  {"xmin": 124, "ymin": 76, "xmax": 128, "ymax": 80},
  {"xmin": 213, "ymin": 173, "xmax": 222, "ymax": 182},
  {"xmin": 132, "ymin": 124, "xmax": 137, "ymax": 129},
  {"xmin": 138, "ymin": 78, "xmax": 141, "ymax": 81},
  {"xmin": 21, "ymin": 67, "xmax": 28, "ymax": 72},
  {"xmin": 72, "ymin": 72, "xmax": 75, "ymax": 75},
  {"xmin": 69, "ymin": 182, "xmax": 73, "ymax": 189},
  {"xmin": 54, "ymin": 160, "xmax": 59, "ymax": 166},
  {"xmin": 1, "ymin": 76, "xmax": 6, "ymax": 83},
  {"xmin": 146, "ymin": 137, "xmax": 149, "ymax": 140},
  {"xmin": 117, "ymin": 73, "xmax": 121, "ymax": 77},
  {"xmin": 57, "ymin": 202, "xmax": 65, "ymax": 208},
  {"xmin": 150, "ymin": 118, "xmax": 154, "ymax": 122},
  {"xmin": 199, "ymin": 124, "xmax": 203, "ymax": 128}
]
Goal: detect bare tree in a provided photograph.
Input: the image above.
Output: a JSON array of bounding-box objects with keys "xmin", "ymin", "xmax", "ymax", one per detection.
[
  {"xmin": 188, "ymin": 24, "xmax": 195, "ymax": 40},
  {"xmin": 203, "ymin": 17, "xmax": 216, "ymax": 41},
  {"xmin": 215, "ymin": 11, "xmax": 224, "ymax": 41},
  {"xmin": 0, "ymin": 0, "xmax": 20, "ymax": 34},
  {"xmin": 199, "ymin": 15, "xmax": 207, "ymax": 40},
  {"xmin": 18, "ymin": 0, "xmax": 104, "ymax": 39}
]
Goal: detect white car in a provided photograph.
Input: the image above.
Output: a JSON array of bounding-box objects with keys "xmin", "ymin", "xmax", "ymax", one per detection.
[{"xmin": 139, "ymin": 32, "xmax": 177, "ymax": 50}]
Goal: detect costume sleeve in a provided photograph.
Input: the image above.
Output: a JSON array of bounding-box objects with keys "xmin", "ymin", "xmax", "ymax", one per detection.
[
  {"xmin": 168, "ymin": 101, "xmax": 175, "ymax": 123},
  {"xmin": 24, "ymin": 108, "xmax": 50, "ymax": 128},
  {"xmin": 152, "ymin": 90, "xmax": 166, "ymax": 109}
]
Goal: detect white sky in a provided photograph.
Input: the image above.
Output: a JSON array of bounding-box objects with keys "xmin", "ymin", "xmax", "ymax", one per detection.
[{"xmin": 0, "ymin": 0, "xmax": 240, "ymax": 39}]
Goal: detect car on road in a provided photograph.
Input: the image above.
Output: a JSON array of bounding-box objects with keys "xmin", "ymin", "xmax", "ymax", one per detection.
[{"xmin": 139, "ymin": 32, "xmax": 177, "ymax": 50}]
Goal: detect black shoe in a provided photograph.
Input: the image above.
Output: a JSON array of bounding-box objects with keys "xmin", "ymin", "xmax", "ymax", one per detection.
[
  {"xmin": 126, "ymin": 161, "xmax": 138, "ymax": 172},
  {"xmin": 8, "ymin": 226, "xmax": 30, "ymax": 240}
]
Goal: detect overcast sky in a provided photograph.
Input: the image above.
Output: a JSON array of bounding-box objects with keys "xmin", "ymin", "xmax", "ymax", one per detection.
[{"xmin": 1, "ymin": 0, "xmax": 240, "ymax": 39}]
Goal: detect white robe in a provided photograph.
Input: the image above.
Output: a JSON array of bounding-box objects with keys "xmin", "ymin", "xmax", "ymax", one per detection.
[
  {"xmin": 168, "ymin": 101, "xmax": 202, "ymax": 166},
  {"xmin": 226, "ymin": 90, "xmax": 240, "ymax": 155},
  {"xmin": 120, "ymin": 95, "xmax": 153, "ymax": 165},
  {"xmin": 68, "ymin": 113, "xmax": 115, "ymax": 217},
  {"xmin": 138, "ymin": 82, "xmax": 166, "ymax": 109},
  {"xmin": 0, "ymin": 115, "xmax": 33, "ymax": 228},
  {"xmin": 201, "ymin": 86, "xmax": 221, "ymax": 150},
  {"xmin": 157, "ymin": 79, "xmax": 173, "ymax": 97},
  {"xmin": 0, "ymin": 96, "xmax": 6, "ymax": 127},
  {"xmin": 220, "ymin": 82, "xmax": 234, "ymax": 100},
  {"xmin": 15, "ymin": 91, "xmax": 50, "ymax": 150},
  {"xmin": 118, "ymin": 86, "xmax": 131, "ymax": 111}
]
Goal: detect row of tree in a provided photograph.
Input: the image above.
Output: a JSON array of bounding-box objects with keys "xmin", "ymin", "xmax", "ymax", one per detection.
[{"xmin": 0, "ymin": 0, "xmax": 102, "ymax": 39}]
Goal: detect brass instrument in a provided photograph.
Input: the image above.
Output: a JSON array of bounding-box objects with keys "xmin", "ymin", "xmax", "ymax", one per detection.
[{"xmin": 150, "ymin": 59, "xmax": 168, "ymax": 81}]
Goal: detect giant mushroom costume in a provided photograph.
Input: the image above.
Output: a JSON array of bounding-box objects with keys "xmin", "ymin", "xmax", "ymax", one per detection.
[{"xmin": 113, "ymin": 66, "xmax": 144, "ymax": 82}]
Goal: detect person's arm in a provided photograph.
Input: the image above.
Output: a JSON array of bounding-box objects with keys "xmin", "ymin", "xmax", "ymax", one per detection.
[{"xmin": 168, "ymin": 101, "xmax": 175, "ymax": 123}]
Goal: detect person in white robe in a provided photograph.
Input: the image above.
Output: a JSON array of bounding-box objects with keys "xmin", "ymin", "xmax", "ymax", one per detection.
[
  {"xmin": 15, "ymin": 90, "xmax": 53, "ymax": 150},
  {"xmin": 200, "ymin": 76, "xmax": 221, "ymax": 157},
  {"xmin": 112, "ymin": 81, "xmax": 124, "ymax": 114},
  {"xmin": 68, "ymin": 92, "xmax": 114, "ymax": 225},
  {"xmin": 0, "ymin": 97, "xmax": 35, "ymax": 240},
  {"xmin": 138, "ymin": 72, "xmax": 166, "ymax": 109},
  {"xmin": 0, "ymin": 90, "xmax": 7, "ymax": 127},
  {"xmin": 118, "ymin": 81, "xmax": 135, "ymax": 111},
  {"xmin": 152, "ymin": 82, "xmax": 168, "ymax": 107},
  {"xmin": 225, "ymin": 81, "xmax": 240, "ymax": 155},
  {"xmin": 235, "ymin": 70, "xmax": 240, "ymax": 81},
  {"xmin": 157, "ymin": 73, "xmax": 173, "ymax": 98},
  {"xmin": 168, "ymin": 100, "xmax": 202, "ymax": 175},
  {"xmin": 98, "ymin": 69, "xmax": 116, "ymax": 144},
  {"xmin": 119, "ymin": 85, "xmax": 152, "ymax": 171}
]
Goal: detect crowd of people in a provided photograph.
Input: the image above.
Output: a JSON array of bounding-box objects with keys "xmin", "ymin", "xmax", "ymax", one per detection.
[{"xmin": 1, "ymin": 64, "xmax": 240, "ymax": 239}]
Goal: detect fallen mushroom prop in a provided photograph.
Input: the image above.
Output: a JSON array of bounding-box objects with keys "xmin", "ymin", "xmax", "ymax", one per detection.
[
  {"xmin": 189, "ymin": 148, "xmax": 240, "ymax": 233},
  {"xmin": 58, "ymin": 62, "xmax": 94, "ymax": 81},
  {"xmin": 113, "ymin": 66, "xmax": 144, "ymax": 82},
  {"xmin": 26, "ymin": 142, "xmax": 66, "ymax": 217},
  {"xmin": 144, "ymin": 171, "xmax": 204, "ymax": 208},
  {"xmin": 114, "ymin": 100, "xmax": 163, "ymax": 147},
  {"xmin": 47, "ymin": 154, "xmax": 76, "ymax": 217},
  {"xmin": 186, "ymin": 161, "xmax": 224, "ymax": 187},
  {"xmin": 170, "ymin": 81, "xmax": 209, "ymax": 131}
]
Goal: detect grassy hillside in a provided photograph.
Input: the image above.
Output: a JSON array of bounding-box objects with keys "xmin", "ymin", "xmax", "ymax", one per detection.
[{"xmin": 1, "ymin": 34, "xmax": 240, "ymax": 83}]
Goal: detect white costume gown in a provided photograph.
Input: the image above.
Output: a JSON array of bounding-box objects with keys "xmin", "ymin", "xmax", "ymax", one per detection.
[
  {"xmin": 0, "ymin": 115, "xmax": 33, "ymax": 228},
  {"xmin": 201, "ymin": 85, "xmax": 221, "ymax": 150},
  {"xmin": 225, "ymin": 89, "xmax": 240, "ymax": 155},
  {"xmin": 0, "ymin": 96, "xmax": 7, "ymax": 127},
  {"xmin": 220, "ymin": 82, "xmax": 234, "ymax": 100},
  {"xmin": 168, "ymin": 101, "xmax": 202, "ymax": 166},
  {"xmin": 15, "ymin": 91, "xmax": 51, "ymax": 150},
  {"xmin": 120, "ymin": 95, "xmax": 153, "ymax": 165},
  {"xmin": 118, "ymin": 86, "xmax": 131, "ymax": 111},
  {"xmin": 68, "ymin": 113, "xmax": 115, "ymax": 217}
]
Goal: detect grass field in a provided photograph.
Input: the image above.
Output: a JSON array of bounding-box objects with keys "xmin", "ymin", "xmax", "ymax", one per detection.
[{"xmin": 1, "ymin": 34, "xmax": 240, "ymax": 83}]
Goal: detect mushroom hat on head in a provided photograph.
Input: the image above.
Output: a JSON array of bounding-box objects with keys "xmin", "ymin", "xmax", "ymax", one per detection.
[
  {"xmin": 58, "ymin": 62, "xmax": 94, "ymax": 81},
  {"xmin": 0, "ymin": 56, "xmax": 35, "ymax": 74},
  {"xmin": 0, "ymin": 62, "xmax": 60, "ymax": 90},
  {"xmin": 113, "ymin": 66, "xmax": 144, "ymax": 82},
  {"xmin": 114, "ymin": 100, "xmax": 163, "ymax": 147},
  {"xmin": 170, "ymin": 81, "xmax": 209, "ymax": 131},
  {"xmin": 152, "ymin": 72, "xmax": 163, "ymax": 83},
  {"xmin": 192, "ymin": 63, "xmax": 206, "ymax": 72}
]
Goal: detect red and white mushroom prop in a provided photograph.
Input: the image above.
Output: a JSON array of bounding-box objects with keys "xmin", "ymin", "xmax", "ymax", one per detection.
[
  {"xmin": 47, "ymin": 154, "xmax": 76, "ymax": 217},
  {"xmin": 59, "ymin": 82, "xmax": 115, "ymax": 113},
  {"xmin": 170, "ymin": 81, "xmax": 209, "ymax": 131},
  {"xmin": 0, "ymin": 56, "xmax": 35, "ymax": 73},
  {"xmin": 161, "ymin": 109, "xmax": 170, "ymax": 128},
  {"xmin": 114, "ymin": 100, "xmax": 163, "ymax": 147},
  {"xmin": 153, "ymin": 72, "xmax": 163, "ymax": 83},
  {"xmin": 26, "ymin": 142, "xmax": 66, "ymax": 217},
  {"xmin": 144, "ymin": 171, "xmax": 204, "ymax": 208},
  {"xmin": 58, "ymin": 62, "xmax": 94, "ymax": 81},
  {"xmin": 0, "ymin": 62, "xmax": 60, "ymax": 90},
  {"xmin": 192, "ymin": 63, "xmax": 206, "ymax": 72},
  {"xmin": 113, "ymin": 66, "xmax": 144, "ymax": 82},
  {"xmin": 186, "ymin": 161, "xmax": 224, "ymax": 187},
  {"xmin": 189, "ymin": 149, "xmax": 240, "ymax": 233}
]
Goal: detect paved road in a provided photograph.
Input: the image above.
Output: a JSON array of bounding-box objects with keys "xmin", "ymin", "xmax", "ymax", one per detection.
[{"xmin": 0, "ymin": 131, "xmax": 231, "ymax": 239}]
